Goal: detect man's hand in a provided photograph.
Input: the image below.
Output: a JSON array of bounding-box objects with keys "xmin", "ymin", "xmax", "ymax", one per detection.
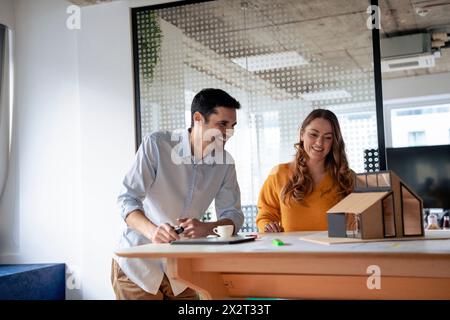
[
  {"xmin": 177, "ymin": 218, "xmax": 212, "ymax": 238},
  {"xmin": 149, "ymin": 223, "xmax": 180, "ymax": 243},
  {"xmin": 125, "ymin": 210, "xmax": 181, "ymax": 243}
]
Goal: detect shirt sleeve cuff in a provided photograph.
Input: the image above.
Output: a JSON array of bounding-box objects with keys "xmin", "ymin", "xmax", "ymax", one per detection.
[{"xmin": 121, "ymin": 204, "xmax": 144, "ymax": 221}]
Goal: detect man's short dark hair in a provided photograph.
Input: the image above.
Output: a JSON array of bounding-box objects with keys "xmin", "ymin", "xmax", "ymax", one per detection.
[{"xmin": 190, "ymin": 88, "xmax": 240, "ymax": 127}]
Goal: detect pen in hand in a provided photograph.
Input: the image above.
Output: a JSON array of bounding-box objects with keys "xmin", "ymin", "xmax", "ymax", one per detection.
[{"xmin": 174, "ymin": 226, "xmax": 184, "ymax": 234}]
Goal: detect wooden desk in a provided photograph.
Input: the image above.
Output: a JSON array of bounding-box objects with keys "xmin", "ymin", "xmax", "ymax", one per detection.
[{"xmin": 115, "ymin": 231, "xmax": 450, "ymax": 299}]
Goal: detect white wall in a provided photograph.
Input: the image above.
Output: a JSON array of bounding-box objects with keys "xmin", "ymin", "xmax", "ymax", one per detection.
[
  {"xmin": 1, "ymin": 0, "xmax": 183, "ymax": 300},
  {"xmin": 382, "ymin": 72, "xmax": 450, "ymax": 102},
  {"xmin": 76, "ymin": 0, "xmax": 181, "ymax": 299},
  {"xmin": 77, "ymin": 1, "xmax": 135, "ymax": 300},
  {"xmin": 2, "ymin": 0, "xmax": 83, "ymax": 299}
]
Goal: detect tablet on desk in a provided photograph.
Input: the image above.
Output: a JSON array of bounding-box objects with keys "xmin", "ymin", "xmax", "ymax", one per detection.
[{"xmin": 171, "ymin": 235, "xmax": 256, "ymax": 245}]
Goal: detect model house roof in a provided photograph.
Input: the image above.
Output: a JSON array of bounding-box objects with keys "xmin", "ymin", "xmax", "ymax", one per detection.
[{"xmin": 327, "ymin": 191, "xmax": 390, "ymax": 214}]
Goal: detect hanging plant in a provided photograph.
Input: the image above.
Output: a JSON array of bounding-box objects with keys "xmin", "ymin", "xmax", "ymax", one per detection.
[{"xmin": 139, "ymin": 11, "xmax": 163, "ymax": 83}]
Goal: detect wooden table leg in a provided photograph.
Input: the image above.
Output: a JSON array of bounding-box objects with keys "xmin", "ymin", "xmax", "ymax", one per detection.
[{"xmin": 167, "ymin": 258, "xmax": 229, "ymax": 299}]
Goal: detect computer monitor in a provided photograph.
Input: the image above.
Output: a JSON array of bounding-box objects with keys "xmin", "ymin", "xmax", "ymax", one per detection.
[{"xmin": 386, "ymin": 145, "xmax": 450, "ymax": 211}]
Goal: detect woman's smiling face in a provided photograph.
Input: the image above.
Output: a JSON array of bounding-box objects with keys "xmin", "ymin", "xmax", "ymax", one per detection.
[{"xmin": 300, "ymin": 117, "xmax": 333, "ymax": 162}]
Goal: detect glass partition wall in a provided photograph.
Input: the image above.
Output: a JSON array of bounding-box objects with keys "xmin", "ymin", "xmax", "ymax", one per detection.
[
  {"xmin": 379, "ymin": 1, "xmax": 450, "ymax": 216},
  {"xmin": 380, "ymin": 1, "xmax": 450, "ymax": 148},
  {"xmin": 132, "ymin": 0, "xmax": 379, "ymax": 229}
]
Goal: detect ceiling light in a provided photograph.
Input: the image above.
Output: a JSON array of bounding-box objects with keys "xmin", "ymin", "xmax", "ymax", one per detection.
[
  {"xmin": 302, "ymin": 90, "xmax": 352, "ymax": 101},
  {"xmin": 231, "ymin": 51, "xmax": 309, "ymax": 72}
]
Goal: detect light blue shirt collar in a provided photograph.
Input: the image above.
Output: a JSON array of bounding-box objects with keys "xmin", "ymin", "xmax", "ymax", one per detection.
[{"xmin": 179, "ymin": 129, "xmax": 215, "ymax": 165}]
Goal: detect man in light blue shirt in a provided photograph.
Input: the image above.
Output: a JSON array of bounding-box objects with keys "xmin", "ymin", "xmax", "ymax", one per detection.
[{"xmin": 112, "ymin": 88, "xmax": 244, "ymax": 300}]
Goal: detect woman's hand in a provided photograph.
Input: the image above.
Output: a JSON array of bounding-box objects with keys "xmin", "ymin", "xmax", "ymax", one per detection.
[{"xmin": 264, "ymin": 221, "xmax": 284, "ymax": 233}]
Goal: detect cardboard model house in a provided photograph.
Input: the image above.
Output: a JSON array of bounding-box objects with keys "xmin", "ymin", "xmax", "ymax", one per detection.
[{"xmin": 327, "ymin": 171, "xmax": 424, "ymax": 239}]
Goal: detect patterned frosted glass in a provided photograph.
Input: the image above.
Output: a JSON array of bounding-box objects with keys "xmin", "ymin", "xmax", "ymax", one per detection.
[{"xmin": 133, "ymin": 0, "xmax": 378, "ymax": 230}]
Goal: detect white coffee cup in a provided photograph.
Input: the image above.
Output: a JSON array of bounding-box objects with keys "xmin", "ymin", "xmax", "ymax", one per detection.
[{"xmin": 213, "ymin": 225, "xmax": 234, "ymax": 238}]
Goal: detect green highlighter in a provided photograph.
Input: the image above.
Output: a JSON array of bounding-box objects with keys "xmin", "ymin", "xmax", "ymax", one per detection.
[{"xmin": 272, "ymin": 239, "xmax": 284, "ymax": 246}]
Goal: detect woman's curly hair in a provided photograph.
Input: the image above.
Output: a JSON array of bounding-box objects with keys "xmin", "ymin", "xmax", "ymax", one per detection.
[{"xmin": 281, "ymin": 109, "xmax": 354, "ymax": 205}]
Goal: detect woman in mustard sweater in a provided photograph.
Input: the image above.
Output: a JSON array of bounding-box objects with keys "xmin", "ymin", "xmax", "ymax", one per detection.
[{"xmin": 256, "ymin": 109, "xmax": 354, "ymax": 232}]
